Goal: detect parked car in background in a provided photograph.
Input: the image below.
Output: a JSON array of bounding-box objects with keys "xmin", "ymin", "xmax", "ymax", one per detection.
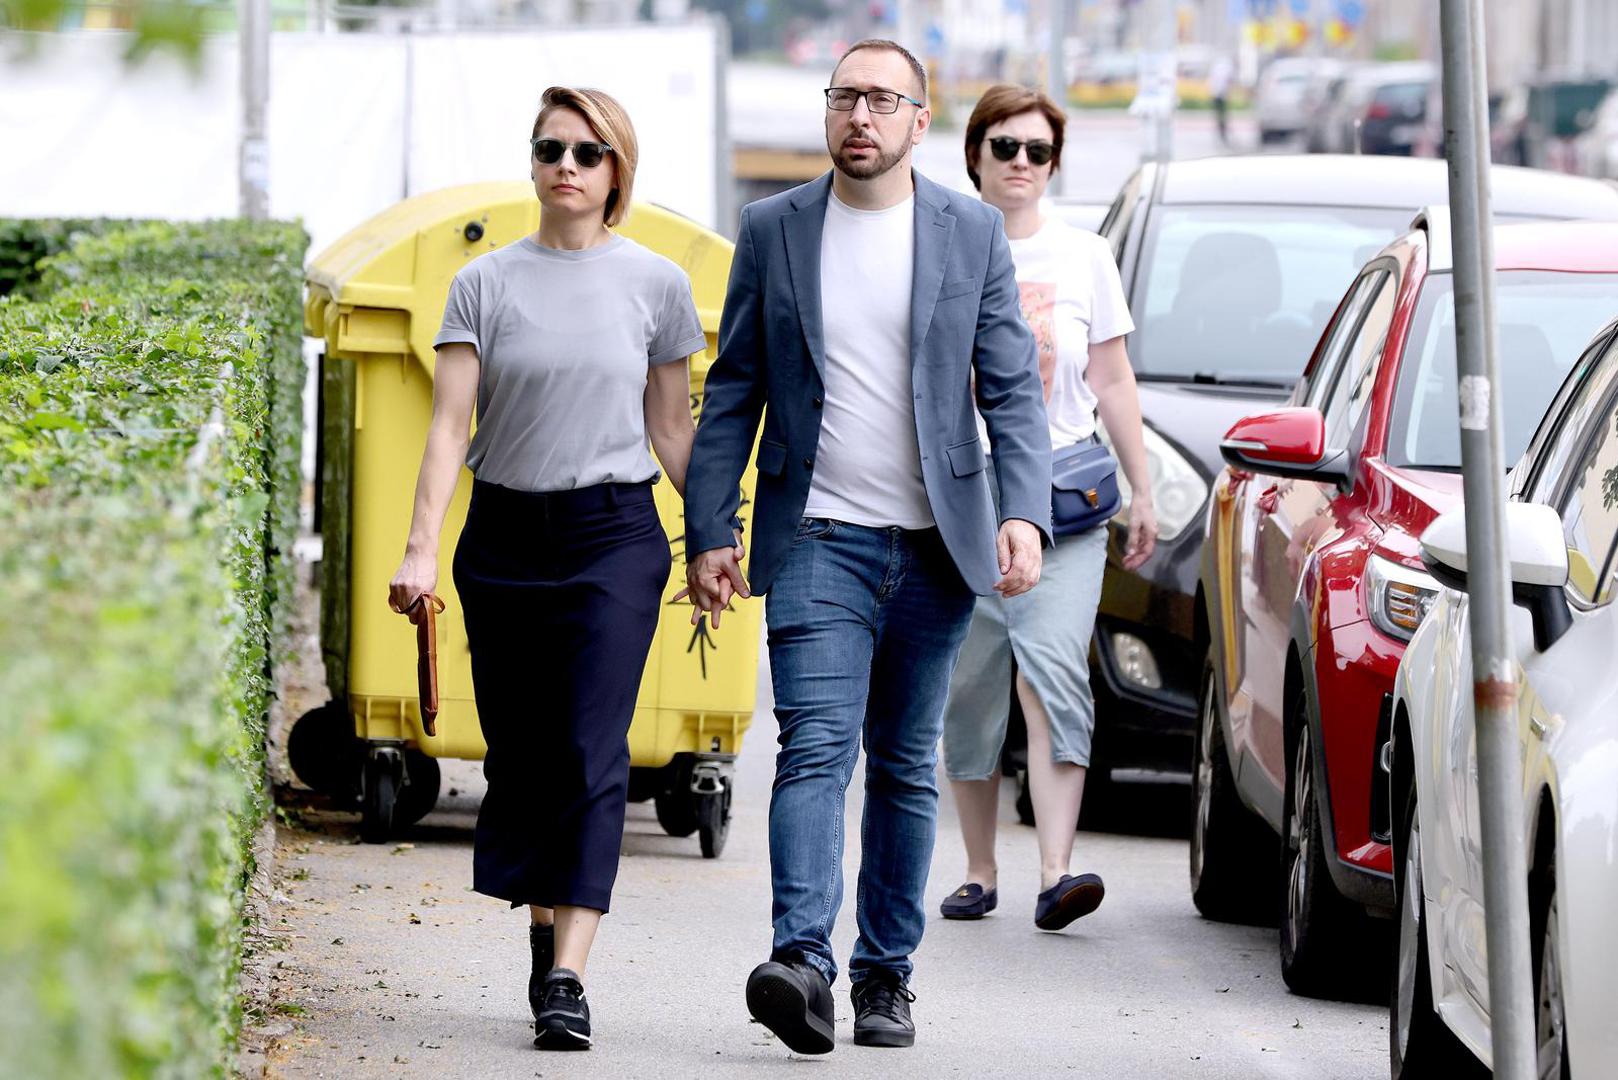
[
  {"xmin": 1390, "ymin": 318, "xmax": 1618, "ymax": 1077},
  {"xmin": 1314, "ymin": 62, "xmax": 1436, "ymax": 156},
  {"xmin": 1573, "ymin": 85, "xmax": 1618, "ymax": 179},
  {"xmin": 1047, "ymin": 156, "xmax": 1618, "ymax": 817},
  {"xmin": 1302, "ymin": 63, "xmax": 1358, "ymax": 153},
  {"xmin": 1257, "ymin": 56, "xmax": 1332, "ymax": 143},
  {"xmin": 1195, "ymin": 216, "xmax": 1618, "ymax": 1000}
]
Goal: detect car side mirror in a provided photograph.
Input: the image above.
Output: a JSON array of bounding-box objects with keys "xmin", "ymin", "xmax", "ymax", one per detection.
[
  {"xmin": 1418, "ymin": 504, "xmax": 1572, "ymax": 651},
  {"xmin": 1219, "ymin": 407, "xmax": 1352, "ymax": 488}
]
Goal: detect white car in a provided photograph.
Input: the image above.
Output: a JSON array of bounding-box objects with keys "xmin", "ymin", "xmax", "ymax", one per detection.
[{"xmin": 1388, "ymin": 319, "xmax": 1618, "ymax": 1078}]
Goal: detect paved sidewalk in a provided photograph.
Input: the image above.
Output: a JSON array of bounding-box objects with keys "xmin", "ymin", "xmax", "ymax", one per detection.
[{"xmin": 261, "ymin": 650, "xmax": 1387, "ymax": 1080}]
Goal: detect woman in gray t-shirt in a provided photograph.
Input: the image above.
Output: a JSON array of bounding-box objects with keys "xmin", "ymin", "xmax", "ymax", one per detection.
[{"xmin": 386, "ymin": 86, "xmax": 714, "ymax": 1052}]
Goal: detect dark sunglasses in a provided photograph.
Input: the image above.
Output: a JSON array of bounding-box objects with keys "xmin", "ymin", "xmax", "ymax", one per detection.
[
  {"xmin": 987, "ymin": 136, "xmax": 1055, "ymax": 166},
  {"xmin": 530, "ymin": 137, "xmax": 615, "ymax": 169}
]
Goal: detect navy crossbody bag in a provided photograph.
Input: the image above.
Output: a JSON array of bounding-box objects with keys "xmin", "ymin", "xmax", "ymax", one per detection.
[{"xmin": 1050, "ymin": 435, "xmax": 1120, "ymax": 538}]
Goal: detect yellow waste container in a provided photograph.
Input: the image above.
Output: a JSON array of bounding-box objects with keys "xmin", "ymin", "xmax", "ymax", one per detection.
[{"xmin": 292, "ymin": 182, "xmax": 760, "ymax": 856}]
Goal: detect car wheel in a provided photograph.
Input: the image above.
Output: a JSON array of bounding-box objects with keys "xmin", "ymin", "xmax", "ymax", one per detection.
[
  {"xmin": 1279, "ymin": 713, "xmax": 1374, "ymax": 996},
  {"xmin": 1189, "ymin": 656, "xmax": 1276, "ymax": 924},
  {"xmin": 1532, "ymin": 856, "xmax": 1570, "ymax": 1080},
  {"xmin": 1390, "ymin": 781, "xmax": 1486, "ymax": 1078}
]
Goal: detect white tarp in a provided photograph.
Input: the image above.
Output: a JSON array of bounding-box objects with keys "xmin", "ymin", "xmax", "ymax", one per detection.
[{"xmin": 0, "ymin": 25, "xmax": 722, "ymax": 260}]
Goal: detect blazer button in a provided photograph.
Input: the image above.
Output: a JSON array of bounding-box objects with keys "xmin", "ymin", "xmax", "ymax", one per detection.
[
  {"xmin": 803, "ymin": 456, "xmax": 814, "ymax": 469},
  {"xmin": 812, "ymin": 396, "xmax": 823, "ymax": 409}
]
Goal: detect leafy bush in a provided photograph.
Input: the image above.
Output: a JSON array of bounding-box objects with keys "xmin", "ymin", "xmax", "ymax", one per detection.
[{"xmin": 0, "ymin": 218, "xmax": 306, "ymax": 1078}]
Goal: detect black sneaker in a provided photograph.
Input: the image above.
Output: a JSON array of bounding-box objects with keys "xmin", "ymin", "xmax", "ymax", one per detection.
[
  {"xmin": 1034, "ymin": 872, "xmax": 1106, "ymax": 931},
  {"xmin": 851, "ymin": 973, "xmax": 916, "ymax": 1048},
  {"xmin": 534, "ymin": 968, "xmax": 591, "ymax": 1050},
  {"xmin": 527, "ymin": 922, "xmax": 555, "ymax": 1021},
  {"xmin": 745, "ymin": 955, "xmax": 836, "ymax": 1055}
]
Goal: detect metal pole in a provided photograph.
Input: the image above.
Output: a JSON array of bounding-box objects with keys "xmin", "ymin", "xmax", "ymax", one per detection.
[
  {"xmin": 1132, "ymin": 0, "xmax": 1174, "ymax": 162},
  {"xmin": 1437, "ymin": 2, "xmax": 1538, "ymax": 1077},
  {"xmin": 238, "ymin": 0, "xmax": 270, "ymax": 219},
  {"xmin": 1046, "ymin": 0, "xmax": 1066, "ymax": 195},
  {"xmin": 712, "ymin": 12, "xmax": 733, "ymax": 237}
]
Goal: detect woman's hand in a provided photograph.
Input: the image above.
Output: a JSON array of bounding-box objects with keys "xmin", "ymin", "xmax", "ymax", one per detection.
[
  {"xmin": 1122, "ymin": 499, "xmax": 1158, "ymax": 571},
  {"xmin": 389, "ymin": 547, "xmax": 438, "ymax": 615}
]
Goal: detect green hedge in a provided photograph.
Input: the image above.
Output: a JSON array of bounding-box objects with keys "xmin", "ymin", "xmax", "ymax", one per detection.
[{"xmin": 0, "ymin": 218, "xmax": 307, "ymax": 1077}]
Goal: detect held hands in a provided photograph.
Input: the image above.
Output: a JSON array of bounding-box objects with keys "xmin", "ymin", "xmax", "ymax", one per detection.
[
  {"xmin": 1121, "ymin": 498, "xmax": 1159, "ymax": 571},
  {"xmin": 674, "ymin": 529, "xmax": 749, "ymax": 628},
  {"xmin": 994, "ymin": 519, "xmax": 1043, "ymax": 598},
  {"xmin": 388, "ymin": 547, "xmax": 437, "ymax": 617}
]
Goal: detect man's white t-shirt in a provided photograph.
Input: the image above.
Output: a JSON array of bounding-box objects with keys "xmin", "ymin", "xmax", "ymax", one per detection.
[
  {"xmin": 804, "ymin": 191, "xmax": 936, "ymax": 529},
  {"xmin": 977, "ymin": 217, "xmax": 1135, "ymax": 453}
]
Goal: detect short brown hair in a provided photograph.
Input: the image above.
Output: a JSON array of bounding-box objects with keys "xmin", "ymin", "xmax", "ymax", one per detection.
[
  {"xmin": 963, "ymin": 84, "xmax": 1066, "ymax": 191},
  {"xmin": 835, "ymin": 38, "xmax": 928, "ymax": 102},
  {"xmin": 531, "ymin": 86, "xmax": 639, "ymax": 227}
]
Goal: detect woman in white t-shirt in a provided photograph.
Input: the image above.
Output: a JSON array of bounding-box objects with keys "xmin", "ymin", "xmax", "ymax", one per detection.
[{"xmin": 938, "ymin": 85, "xmax": 1158, "ymax": 931}]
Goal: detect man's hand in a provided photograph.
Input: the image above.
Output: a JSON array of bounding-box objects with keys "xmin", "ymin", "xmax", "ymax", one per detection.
[
  {"xmin": 675, "ymin": 530, "xmax": 749, "ymax": 627},
  {"xmin": 994, "ymin": 519, "xmax": 1042, "ymax": 598}
]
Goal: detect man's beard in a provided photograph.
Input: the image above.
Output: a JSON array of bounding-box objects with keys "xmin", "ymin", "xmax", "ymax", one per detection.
[{"xmin": 830, "ymin": 134, "xmax": 908, "ymax": 180}]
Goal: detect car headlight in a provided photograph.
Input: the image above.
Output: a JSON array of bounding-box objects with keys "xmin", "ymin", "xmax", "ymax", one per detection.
[
  {"xmin": 1367, "ymin": 553, "xmax": 1441, "ymax": 641},
  {"xmin": 1096, "ymin": 422, "xmax": 1209, "ymax": 542}
]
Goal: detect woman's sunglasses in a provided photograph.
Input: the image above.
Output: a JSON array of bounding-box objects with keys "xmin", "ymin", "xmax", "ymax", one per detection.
[
  {"xmin": 530, "ymin": 137, "xmax": 615, "ymax": 169},
  {"xmin": 986, "ymin": 136, "xmax": 1055, "ymax": 166}
]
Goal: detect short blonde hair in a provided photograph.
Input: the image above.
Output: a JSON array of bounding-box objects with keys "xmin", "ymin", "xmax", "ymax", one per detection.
[{"xmin": 532, "ymin": 86, "xmax": 638, "ymax": 227}]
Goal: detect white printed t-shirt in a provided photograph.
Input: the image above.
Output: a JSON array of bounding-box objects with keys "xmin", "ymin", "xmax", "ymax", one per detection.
[{"xmin": 977, "ymin": 216, "xmax": 1135, "ymax": 452}]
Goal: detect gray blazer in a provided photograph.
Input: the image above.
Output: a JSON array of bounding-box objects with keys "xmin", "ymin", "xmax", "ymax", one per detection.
[{"xmin": 685, "ymin": 170, "xmax": 1052, "ymax": 596}]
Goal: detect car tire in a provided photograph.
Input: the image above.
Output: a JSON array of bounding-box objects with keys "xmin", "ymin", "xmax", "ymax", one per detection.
[
  {"xmin": 1279, "ymin": 709, "xmax": 1378, "ymax": 997},
  {"xmin": 1189, "ymin": 655, "xmax": 1276, "ymax": 924},
  {"xmin": 1390, "ymin": 780, "xmax": 1487, "ymax": 1078},
  {"xmin": 1531, "ymin": 849, "xmax": 1570, "ymax": 1080}
]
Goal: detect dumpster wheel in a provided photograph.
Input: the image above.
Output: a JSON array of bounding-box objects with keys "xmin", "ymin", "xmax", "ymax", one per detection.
[
  {"xmin": 698, "ymin": 781, "xmax": 732, "ymax": 859},
  {"xmin": 655, "ymin": 760, "xmax": 700, "ymax": 838},
  {"xmin": 287, "ymin": 700, "xmax": 361, "ymax": 802},
  {"xmin": 361, "ymin": 745, "xmax": 404, "ymax": 844}
]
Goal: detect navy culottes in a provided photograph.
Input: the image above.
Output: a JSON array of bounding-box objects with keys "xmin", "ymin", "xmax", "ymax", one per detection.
[{"xmin": 453, "ymin": 478, "xmax": 670, "ymax": 913}]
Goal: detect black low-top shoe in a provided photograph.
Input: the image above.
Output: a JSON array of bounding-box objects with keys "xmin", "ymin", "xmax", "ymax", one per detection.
[
  {"xmin": 534, "ymin": 967, "xmax": 591, "ymax": 1050},
  {"xmin": 745, "ymin": 955, "xmax": 836, "ymax": 1055},
  {"xmin": 527, "ymin": 922, "xmax": 555, "ymax": 1021},
  {"xmin": 1034, "ymin": 872, "xmax": 1106, "ymax": 931},
  {"xmin": 851, "ymin": 973, "xmax": 916, "ymax": 1048},
  {"xmin": 939, "ymin": 881, "xmax": 998, "ymax": 919}
]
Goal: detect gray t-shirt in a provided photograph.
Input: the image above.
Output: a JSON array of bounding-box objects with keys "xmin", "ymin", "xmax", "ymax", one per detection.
[{"xmin": 433, "ymin": 234, "xmax": 706, "ymax": 493}]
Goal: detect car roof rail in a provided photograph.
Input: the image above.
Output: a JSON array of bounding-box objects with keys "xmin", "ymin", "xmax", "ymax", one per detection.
[{"xmin": 1412, "ymin": 205, "xmax": 1452, "ymax": 272}]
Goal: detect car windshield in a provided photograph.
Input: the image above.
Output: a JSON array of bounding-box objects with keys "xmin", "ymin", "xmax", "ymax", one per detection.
[
  {"xmin": 1131, "ymin": 204, "xmax": 1412, "ymax": 384},
  {"xmin": 1387, "ymin": 270, "xmax": 1618, "ymax": 470}
]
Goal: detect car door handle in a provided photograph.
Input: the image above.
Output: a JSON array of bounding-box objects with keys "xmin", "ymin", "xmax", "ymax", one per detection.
[{"xmin": 1257, "ymin": 484, "xmax": 1279, "ymax": 514}]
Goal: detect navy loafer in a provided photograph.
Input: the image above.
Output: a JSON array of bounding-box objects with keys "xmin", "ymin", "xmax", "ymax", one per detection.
[
  {"xmin": 1034, "ymin": 873, "xmax": 1105, "ymax": 931},
  {"xmin": 940, "ymin": 882, "xmax": 998, "ymax": 919}
]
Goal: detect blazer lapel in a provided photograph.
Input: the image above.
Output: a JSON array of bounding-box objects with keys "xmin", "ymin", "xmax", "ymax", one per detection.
[
  {"xmin": 782, "ymin": 173, "xmax": 833, "ymax": 380},
  {"xmin": 910, "ymin": 173, "xmax": 956, "ymax": 368}
]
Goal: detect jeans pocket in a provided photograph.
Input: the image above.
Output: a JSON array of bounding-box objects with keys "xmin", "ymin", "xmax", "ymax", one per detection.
[{"xmin": 793, "ymin": 517, "xmax": 838, "ymax": 543}]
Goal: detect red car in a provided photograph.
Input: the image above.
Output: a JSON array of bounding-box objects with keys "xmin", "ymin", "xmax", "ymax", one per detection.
[{"xmin": 1193, "ymin": 214, "xmax": 1618, "ymax": 996}]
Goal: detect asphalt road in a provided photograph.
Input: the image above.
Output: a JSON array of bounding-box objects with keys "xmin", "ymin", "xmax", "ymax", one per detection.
[{"xmin": 262, "ymin": 639, "xmax": 1388, "ymax": 1080}]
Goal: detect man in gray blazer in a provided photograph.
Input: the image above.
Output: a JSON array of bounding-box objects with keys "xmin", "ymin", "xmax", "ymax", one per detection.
[{"xmin": 683, "ymin": 39, "xmax": 1051, "ymax": 1054}]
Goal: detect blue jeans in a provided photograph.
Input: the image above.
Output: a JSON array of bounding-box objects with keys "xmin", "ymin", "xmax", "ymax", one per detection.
[{"xmin": 764, "ymin": 519, "xmax": 977, "ymax": 986}]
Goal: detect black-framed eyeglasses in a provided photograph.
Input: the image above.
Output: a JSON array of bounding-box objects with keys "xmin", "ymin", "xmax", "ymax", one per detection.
[
  {"xmin": 986, "ymin": 136, "xmax": 1056, "ymax": 166},
  {"xmin": 824, "ymin": 86, "xmax": 923, "ymax": 115},
  {"xmin": 530, "ymin": 137, "xmax": 615, "ymax": 169}
]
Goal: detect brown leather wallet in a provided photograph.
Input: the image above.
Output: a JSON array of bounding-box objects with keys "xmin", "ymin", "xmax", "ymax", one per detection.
[{"xmin": 405, "ymin": 593, "xmax": 446, "ymax": 737}]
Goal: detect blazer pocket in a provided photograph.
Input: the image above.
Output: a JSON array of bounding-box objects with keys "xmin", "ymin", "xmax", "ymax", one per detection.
[
  {"xmin": 756, "ymin": 438, "xmax": 788, "ymax": 477},
  {"xmin": 945, "ymin": 438, "xmax": 987, "ymax": 478},
  {"xmin": 935, "ymin": 278, "xmax": 977, "ymax": 303}
]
